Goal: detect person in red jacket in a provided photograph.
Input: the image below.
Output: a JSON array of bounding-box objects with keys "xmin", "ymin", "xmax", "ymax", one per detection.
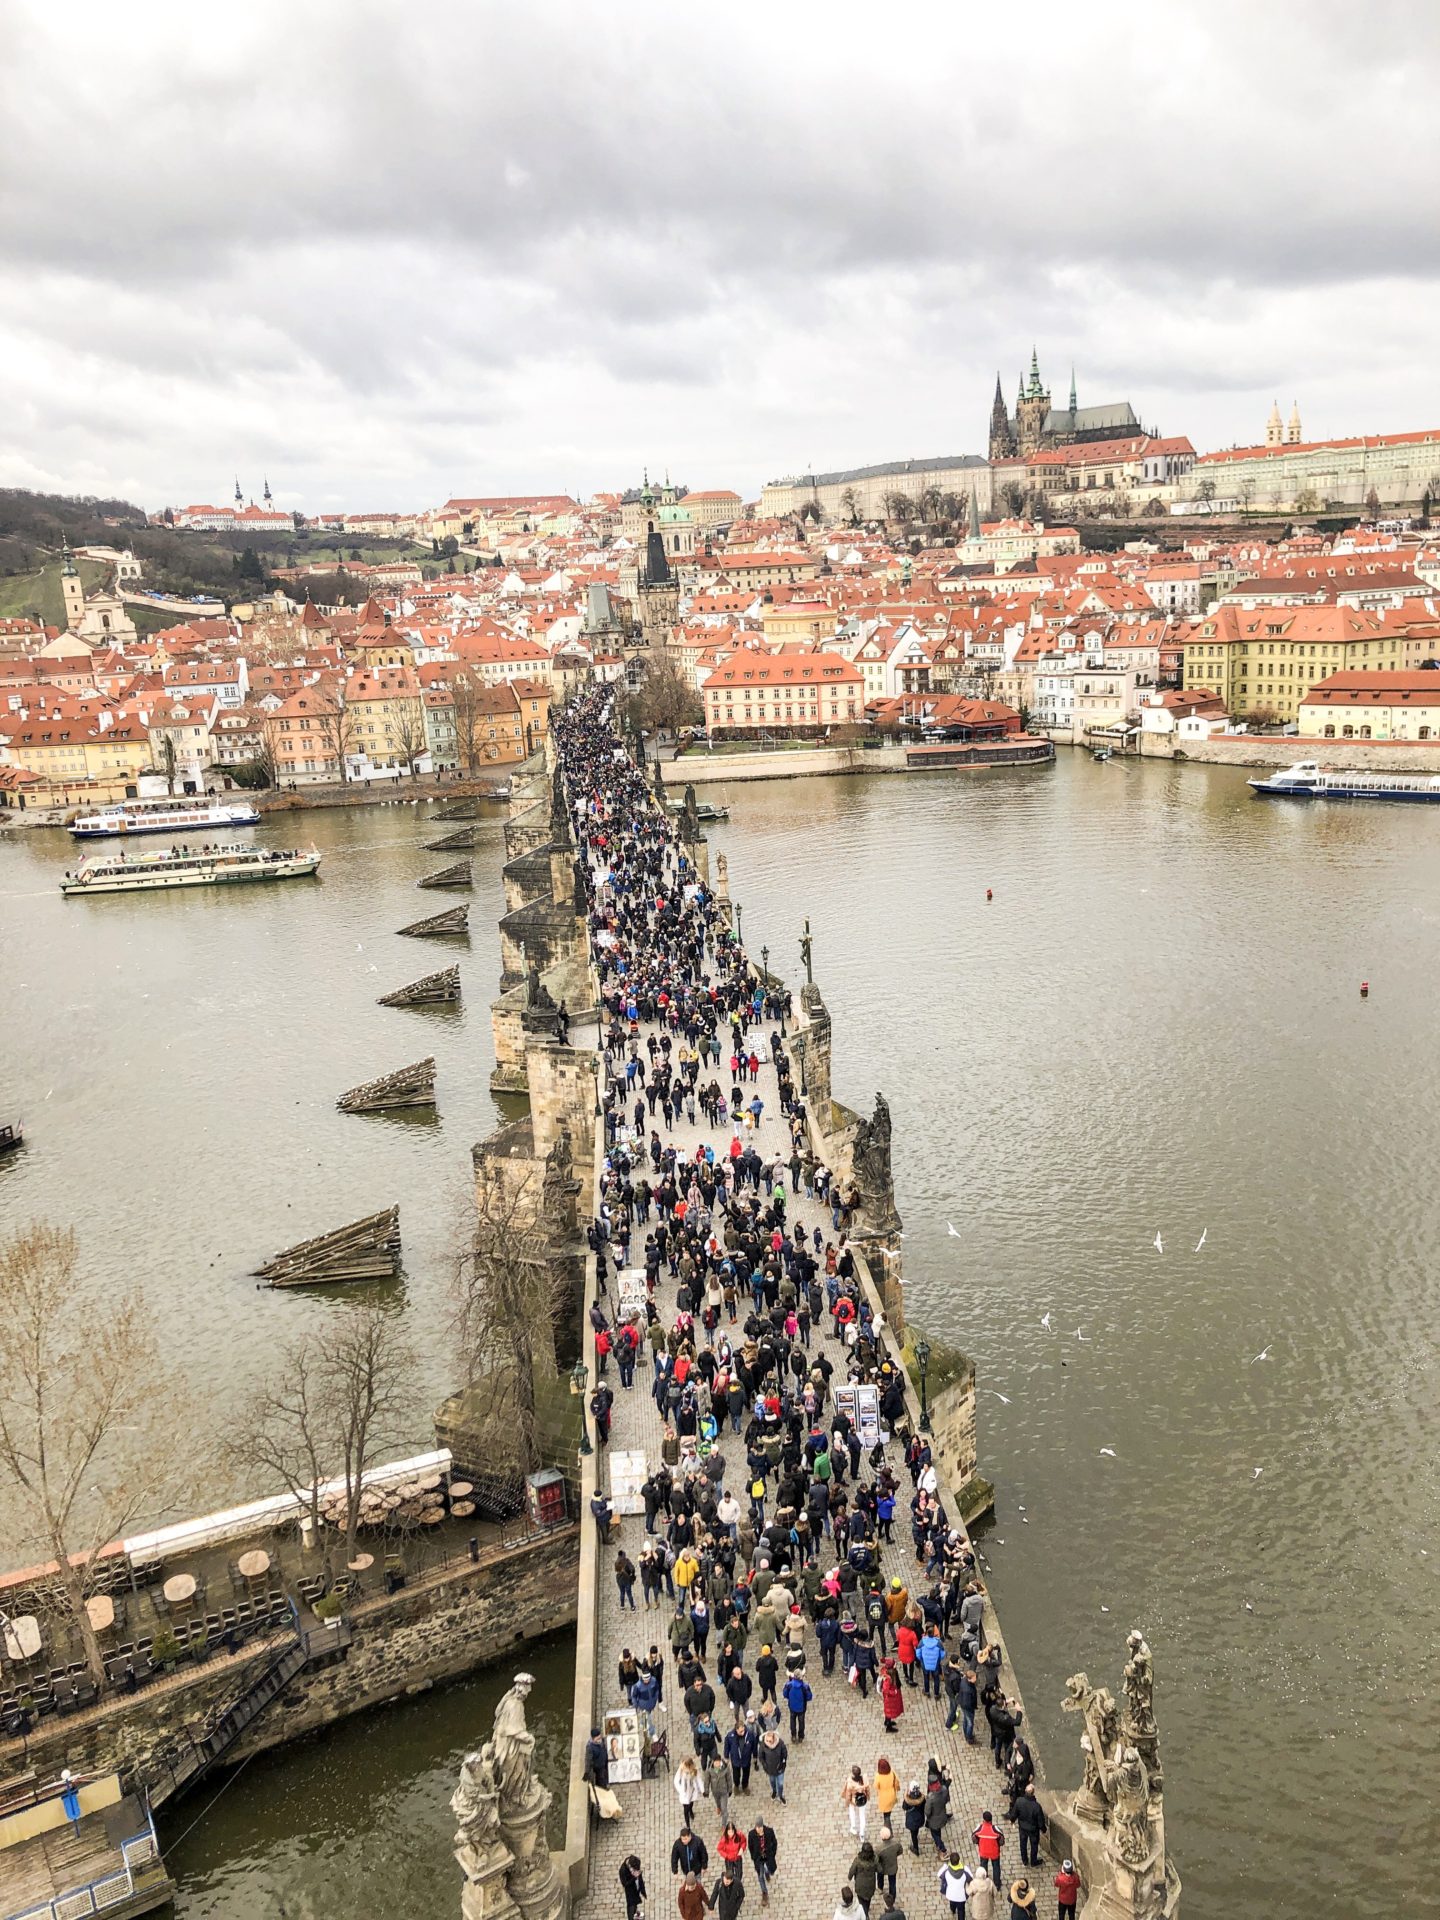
[
  {"xmin": 879, "ymin": 1657, "xmax": 905, "ymax": 1732},
  {"xmin": 972, "ymin": 1811, "xmax": 1004, "ymax": 1888},
  {"xmin": 1054, "ymin": 1858, "xmax": 1080, "ymax": 1919},
  {"xmin": 896, "ymin": 1620, "xmax": 919, "ymax": 1686}
]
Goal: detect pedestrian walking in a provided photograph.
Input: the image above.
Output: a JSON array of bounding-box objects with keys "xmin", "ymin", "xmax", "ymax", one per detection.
[
  {"xmin": 757, "ymin": 1729, "xmax": 787, "ymax": 1803},
  {"xmin": 1006, "ymin": 1880, "xmax": 1036, "ymax": 1919},
  {"xmin": 972, "ymin": 1813, "xmax": 1004, "ymax": 1889},
  {"xmin": 671, "ymin": 1826, "xmax": 709, "ymax": 1880},
  {"xmin": 938, "ymin": 1854, "xmax": 973, "ymax": 1917},
  {"xmin": 717, "ymin": 1819, "xmax": 746, "ymax": 1879},
  {"xmin": 678, "ymin": 1870, "xmax": 711, "ymax": 1920},
  {"xmin": 923, "ymin": 1768, "xmax": 951, "ymax": 1856},
  {"xmin": 620, "ymin": 1855, "xmax": 648, "ymax": 1920},
  {"xmin": 1006, "ymin": 1783, "xmax": 1046, "ymax": 1868},
  {"xmin": 879, "ymin": 1658, "xmax": 904, "ymax": 1733},
  {"xmin": 782, "ymin": 1669, "xmax": 813, "ymax": 1740},
  {"xmin": 583, "ymin": 1725, "xmax": 609, "ymax": 1787},
  {"xmin": 706, "ymin": 1754, "xmax": 734, "ymax": 1827},
  {"xmin": 873, "ymin": 1824, "xmax": 902, "ymax": 1905},
  {"xmin": 842, "ymin": 1764, "xmax": 871, "ymax": 1839},
  {"xmin": 746, "ymin": 1816, "xmax": 778, "ymax": 1907},
  {"xmin": 872, "ymin": 1757, "xmax": 898, "ymax": 1821},
  {"xmin": 710, "ymin": 1866, "xmax": 745, "ymax": 1920},
  {"xmin": 616, "ymin": 1549, "xmax": 638, "ymax": 1609},
  {"xmin": 901, "ymin": 1779, "xmax": 926, "ymax": 1855},
  {"xmin": 1053, "ymin": 1861, "xmax": 1080, "ymax": 1920},
  {"xmin": 675, "ymin": 1755, "xmax": 701, "ymax": 1827},
  {"xmin": 833, "ymin": 1890, "xmax": 859, "ymax": 1920},
  {"xmin": 848, "ymin": 1840, "xmax": 879, "ymax": 1917},
  {"xmin": 966, "ymin": 1871, "xmax": 996, "ymax": 1920}
]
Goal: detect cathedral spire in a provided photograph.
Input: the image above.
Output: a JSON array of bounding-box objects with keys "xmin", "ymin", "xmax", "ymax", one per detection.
[
  {"xmin": 263, "ymin": 475, "xmax": 273, "ymax": 505},
  {"xmin": 234, "ymin": 475, "xmax": 243, "ymax": 504},
  {"xmin": 1069, "ymin": 366, "xmax": 1078, "ymax": 416}
]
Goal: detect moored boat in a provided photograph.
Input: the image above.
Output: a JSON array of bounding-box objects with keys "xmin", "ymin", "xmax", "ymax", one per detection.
[
  {"xmin": 69, "ymin": 798, "xmax": 261, "ymax": 839},
  {"xmin": 1248, "ymin": 761, "xmax": 1440, "ymax": 803},
  {"xmin": 0, "ymin": 1118, "xmax": 23, "ymax": 1154},
  {"xmin": 667, "ymin": 799, "xmax": 731, "ymax": 823},
  {"xmin": 61, "ymin": 844, "xmax": 321, "ymax": 896}
]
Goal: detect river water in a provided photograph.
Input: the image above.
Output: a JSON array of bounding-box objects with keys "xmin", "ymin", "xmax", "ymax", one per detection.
[{"xmin": 3, "ymin": 759, "xmax": 1437, "ymax": 1916}]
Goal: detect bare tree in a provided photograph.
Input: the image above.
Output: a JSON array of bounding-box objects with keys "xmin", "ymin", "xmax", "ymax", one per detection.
[
  {"xmin": 1364, "ymin": 486, "xmax": 1381, "ymax": 520},
  {"xmin": 839, "ymin": 486, "xmax": 860, "ymax": 526},
  {"xmin": 0, "ymin": 1223, "xmax": 193, "ymax": 1684},
  {"xmin": 159, "ymin": 732, "xmax": 178, "ymax": 795},
  {"xmin": 315, "ymin": 678, "xmax": 355, "ymax": 782},
  {"xmin": 452, "ymin": 1161, "xmax": 571, "ymax": 1483},
  {"xmin": 255, "ymin": 712, "xmax": 280, "ymax": 788},
  {"xmin": 629, "ymin": 650, "xmax": 702, "ymax": 736},
  {"xmin": 236, "ymin": 1303, "xmax": 416, "ymax": 1574},
  {"xmin": 1195, "ymin": 477, "xmax": 1217, "ymax": 507},
  {"xmin": 452, "ymin": 667, "xmax": 484, "ymax": 773},
  {"xmin": 390, "ymin": 695, "xmax": 428, "ymax": 777}
]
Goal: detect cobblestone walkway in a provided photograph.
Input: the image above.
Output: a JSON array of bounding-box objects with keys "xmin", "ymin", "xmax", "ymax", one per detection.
[{"xmin": 579, "ymin": 997, "xmax": 1029, "ymax": 1920}]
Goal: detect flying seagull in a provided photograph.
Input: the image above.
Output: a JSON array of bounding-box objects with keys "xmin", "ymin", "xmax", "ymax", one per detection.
[
  {"xmin": 1099, "ymin": 1447, "xmax": 1117, "ymax": 1457},
  {"xmin": 1039, "ymin": 1312, "xmax": 1052, "ymax": 1330},
  {"xmin": 1074, "ymin": 1329, "xmax": 1089, "ymax": 1342},
  {"xmin": 1153, "ymin": 1231, "xmax": 1164, "ymax": 1253},
  {"xmin": 1253, "ymin": 1467, "xmax": 1264, "ymax": 1479},
  {"xmin": 982, "ymin": 1390, "xmax": 1012, "ymax": 1404},
  {"xmin": 946, "ymin": 1221, "xmax": 961, "ymax": 1238},
  {"xmin": 1250, "ymin": 1345, "xmax": 1273, "ymax": 1365},
  {"xmin": 1194, "ymin": 1228, "xmax": 1207, "ymax": 1252}
]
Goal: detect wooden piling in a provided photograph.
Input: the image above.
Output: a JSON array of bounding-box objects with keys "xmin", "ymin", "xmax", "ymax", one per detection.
[
  {"xmin": 255, "ymin": 1207, "xmax": 402, "ymax": 1287},
  {"xmin": 378, "ymin": 965, "xmax": 462, "ymax": 1008},
  {"xmin": 417, "ymin": 860, "xmax": 473, "ymax": 890},
  {"xmin": 337, "ymin": 1057, "xmax": 436, "ymax": 1113},
  {"xmin": 397, "ymin": 905, "xmax": 469, "ymax": 937},
  {"xmin": 424, "ymin": 828, "xmax": 477, "ymax": 852}
]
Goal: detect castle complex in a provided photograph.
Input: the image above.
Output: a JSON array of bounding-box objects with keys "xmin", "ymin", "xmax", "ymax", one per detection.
[{"xmin": 988, "ymin": 350, "xmax": 1147, "ymax": 460}]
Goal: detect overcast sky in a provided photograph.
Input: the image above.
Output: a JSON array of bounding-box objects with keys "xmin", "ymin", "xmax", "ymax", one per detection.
[{"xmin": 1, "ymin": 1, "xmax": 1436, "ymax": 512}]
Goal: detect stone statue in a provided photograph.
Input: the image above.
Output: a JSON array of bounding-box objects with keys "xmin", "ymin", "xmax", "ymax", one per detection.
[
  {"xmin": 714, "ymin": 850, "xmax": 730, "ymax": 901},
  {"xmin": 549, "ymin": 765, "xmax": 567, "ymax": 837},
  {"xmin": 681, "ymin": 782, "xmax": 701, "ymax": 840},
  {"xmin": 853, "ymin": 1092, "xmax": 894, "ymax": 1196},
  {"xmin": 1063, "ymin": 1672, "xmax": 1120, "ymax": 1824},
  {"xmin": 1122, "ymin": 1630, "xmax": 1162, "ymax": 1794},
  {"xmin": 452, "ymin": 1743, "xmax": 503, "ymax": 1855},
  {"xmin": 492, "ymin": 1672, "xmax": 547, "ymax": 1816},
  {"xmin": 1103, "ymin": 1744, "xmax": 1154, "ymax": 1869},
  {"xmin": 524, "ymin": 963, "xmax": 556, "ymax": 1013},
  {"xmin": 799, "ymin": 917, "xmax": 813, "ymax": 983}
]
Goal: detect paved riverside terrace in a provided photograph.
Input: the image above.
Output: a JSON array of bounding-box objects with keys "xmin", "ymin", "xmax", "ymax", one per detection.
[{"xmin": 565, "ymin": 710, "xmax": 1035, "ymax": 1918}]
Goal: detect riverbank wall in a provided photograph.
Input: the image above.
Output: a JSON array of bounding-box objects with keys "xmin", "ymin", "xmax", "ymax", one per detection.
[
  {"xmin": 1167, "ymin": 734, "xmax": 1440, "ymax": 772},
  {"xmin": 0, "ymin": 1527, "xmax": 579, "ymax": 1790},
  {"xmin": 662, "ymin": 738, "xmax": 1053, "ymax": 785}
]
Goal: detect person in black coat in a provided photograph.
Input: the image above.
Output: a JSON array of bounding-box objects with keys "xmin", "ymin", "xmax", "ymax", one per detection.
[
  {"xmin": 619, "ymin": 1855, "xmax": 647, "ymax": 1919},
  {"xmin": 1006, "ymin": 1783, "xmax": 1048, "ymax": 1867},
  {"xmin": 583, "ymin": 1727, "xmax": 609, "ymax": 1786},
  {"xmin": 746, "ymin": 1818, "xmax": 779, "ymax": 1906},
  {"xmin": 711, "ymin": 1867, "xmax": 745, "ymax": 1920},
  {"xmin": 672, "ymin": 1826, "xmax": 710, "ymax": 1878}
]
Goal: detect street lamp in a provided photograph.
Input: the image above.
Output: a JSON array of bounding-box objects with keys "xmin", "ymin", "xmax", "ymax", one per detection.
[
  {"xmin": 914, "ymin": 1337, "xmax": 932, "ymax": 1434},
  {"xmin": 760, "ymin": 944, "xmax": 769, "ymax": 983},
  {"xmin": 571, "ymin": 1358, "xmax": 593, "ymax": 1456},
  {"xmin": 735, "ymin": 902, "xmax": 744, "ymax": 949}
]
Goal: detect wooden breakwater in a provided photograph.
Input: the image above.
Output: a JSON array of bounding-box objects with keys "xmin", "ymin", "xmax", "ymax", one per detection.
[
  {"xmin": 378, "ymin": 966, "xmax": 461, "ymax": 1008},
  {"xmin": 337, "ymin": 1058, "xmax": 436, "ymax": 1113},
  {"xmin": 254, "ymin": 1207, "xmax": 402, "ymax": 1287}
]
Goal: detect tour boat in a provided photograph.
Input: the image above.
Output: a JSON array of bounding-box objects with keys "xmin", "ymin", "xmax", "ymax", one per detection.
[
  {"xmin": 668, "ymin": 799, "xmax": 731, "ymax": 823},
  {"xmin": 1247, "ymin": 761, "xmax": 1440, "ymax": 804},
  {"xmin": 0, "ymin": 1119, "xmax": 22, "ymax": 1155},
  {"xmin": 68, "ymin": 798, "xmax": 261, "ymax": 839},
  {"xmin": 61, "ymin": 845, "xmax": 321, "ymax": 896}
]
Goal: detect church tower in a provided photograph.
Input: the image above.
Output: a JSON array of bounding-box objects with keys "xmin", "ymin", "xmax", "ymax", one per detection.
[
  {"xmin": 60, "ymin": 538, "xmax": 85, "ymax": 633},
  {"xmin": 636, "ymin": 517, "xmax": 680, "ymax": 649},
  {"xmin": 263, "ymin": 475, "xmax": 273, "ymax": 505},
  {"xmin": 1265, "ymin": 401, "xmax": 1283, "ymax": 447},
  {"xmin": 1286, "ymin": 402, "xmax": 1302, "ymax": 445},
  {"xmin": 988, "ymin": 374, "xmax": 1015, "ymax": 461},
  {"xmin": 234, "ymin": 476, "xmax": 243, "ymax": 505},
  {"xmin": 1014, "ymin": 347, "xmax": 1052, "ymax": 458}
]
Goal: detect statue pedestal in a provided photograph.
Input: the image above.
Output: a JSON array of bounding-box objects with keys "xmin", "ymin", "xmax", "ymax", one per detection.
[
  {"xmin": 457, "ymin": 1841, "xmax": 522, "ymax": 1920},
  {"xmin": 498, "ymin": 1788, "xmax": 566, "ymax": 1920}
]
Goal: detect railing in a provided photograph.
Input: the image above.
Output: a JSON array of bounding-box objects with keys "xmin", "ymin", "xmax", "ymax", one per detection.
[{"xmin": 4, "ymin": 1822, "xmax": 157, "ymax": 1920}]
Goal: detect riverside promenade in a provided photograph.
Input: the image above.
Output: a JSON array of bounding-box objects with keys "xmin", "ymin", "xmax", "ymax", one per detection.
[{"xmin": 554, "ymin": 699, "xmax": 1048, "ymax": 1920}]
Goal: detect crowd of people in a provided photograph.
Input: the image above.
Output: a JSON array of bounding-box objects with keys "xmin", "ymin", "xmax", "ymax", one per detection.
[{"xmin": 558, "ymin": 693, "xmax": 1078, "ymax": 1920}]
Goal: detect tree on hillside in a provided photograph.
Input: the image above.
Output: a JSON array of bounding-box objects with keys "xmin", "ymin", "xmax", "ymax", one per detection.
[
  {"xmin": 839, "ymin": 486, "xmax": 860, "ymax": 526},
  {"xmin": 0, "ymin": 1223, "xmax": 194, "ymax": 1685},
  {"xmin": 1365, "ymin": 487, "xmax": 1381, "ymax": 520},
  {"xmin": 882, "ymin": 490, "xmax": 916, "ymax": 528},
  {"xmin": 1195, "ymin": 477, "xmax": 1217, "ymax": 506},
  {"xmin": 159, "ymin": 732, "xmax": 179, "ymax": 795}
]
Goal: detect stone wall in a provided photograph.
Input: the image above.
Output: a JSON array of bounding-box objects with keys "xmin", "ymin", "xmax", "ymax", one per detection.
[
  {"xmin": 1174, "ymin": 734, "xmax": 1440, "ymax": 772},
  {"xmin": 0, "ymin": 1530, "xmax": 579, "ymax": 1788}
]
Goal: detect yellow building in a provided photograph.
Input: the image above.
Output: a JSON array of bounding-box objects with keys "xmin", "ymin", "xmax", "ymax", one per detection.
[
  {"xmin": 1299, "ymin": 672, "xmax": 1440, "ymax": 742},
  {"xmin": 1181, "ymin": 605, "xmax": 1427, "ymax": 722},
  {"xmin": 347, "ymin": 667, "xmax": 429, "ymax": 773},
  {"xmin": 761, "ymin": 597, "xmax": 837, "ymax": 647}
]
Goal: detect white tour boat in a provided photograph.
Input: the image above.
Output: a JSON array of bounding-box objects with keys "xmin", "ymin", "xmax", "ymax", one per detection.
[
  {"xmin": 68, "ymin": 798, "xmax": 261, "ymax": 839},
  {"xmin": 1248, "ymin": 761, "xmax": 1440, "ymax": 804},
  {"xmin": 61, "ymin": 844, "xmax": 321, "ymax": 896}
]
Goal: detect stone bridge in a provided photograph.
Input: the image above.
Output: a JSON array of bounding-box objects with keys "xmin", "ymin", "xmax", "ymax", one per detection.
[{"xmin": 459, "ymin": 710, "xmax": 1180, "ymax": 1920}]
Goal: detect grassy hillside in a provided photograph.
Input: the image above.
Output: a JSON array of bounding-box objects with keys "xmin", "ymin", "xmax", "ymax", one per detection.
[{"xmin": 0, "ymin": 558, "xmax": 109, "ymax": 626}]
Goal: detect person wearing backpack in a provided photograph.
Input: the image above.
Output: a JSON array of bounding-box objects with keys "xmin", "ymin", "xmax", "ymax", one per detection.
[{"xmin": 782, "ymin": 1669, "xmax": 813, "ymax": 1740}]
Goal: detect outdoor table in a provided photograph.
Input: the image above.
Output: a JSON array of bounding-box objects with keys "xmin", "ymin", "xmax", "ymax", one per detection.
[
  {"xmin": 420, "ymin": 1508, "xmax": 444, "ymax": 1526},
  {"xmin": 236, "ymin": 1550, "xmax": 271, "ymax": 1580},
  {"xmin": 418, "ymin": 1473, "xmax": 442, "ymax": 1492},
  {"xmin": 451, "ymin": 1500, "xmax": 476, "ymax": 1519},
  {"xmin": 3, "ymin": 1615, "xmax": 41, "ymax": 1661},
  {"xmin": 346, "ymin": 1553, "xmax": 375, "ymax": 1573},
  {"xmin": 447, "ymin": 1480, "xmax": 474, "ymax": 1500},
  {"xmin": 162, "ymin": 1573, "xmax": 197, "ymax": 1606},
  {"xmin": 85, "ymin": 1595, "xmax": 115, "ymax": 1632}
]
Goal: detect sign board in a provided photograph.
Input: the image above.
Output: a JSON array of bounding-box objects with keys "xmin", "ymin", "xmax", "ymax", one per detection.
[
  {"xmin": 603, "ymin": 1706, "xmax": 643, "ymax": 1784},
  {"xmin": 616, "ymin": 1267, "xmax": 649, "ymax": 1319},
  {"xmin": 608, "ymin": 1447, "xmax": 647, "ymax": 1516},
  {"xmin": 834, "ymin": 1382, "xmax": 882, "ymax": 1448}
]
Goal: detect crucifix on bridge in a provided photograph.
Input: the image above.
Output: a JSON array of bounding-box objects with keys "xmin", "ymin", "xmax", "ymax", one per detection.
[{"xmin": 799, "ymin": 918, "xmax": 814, "ymax": 984}]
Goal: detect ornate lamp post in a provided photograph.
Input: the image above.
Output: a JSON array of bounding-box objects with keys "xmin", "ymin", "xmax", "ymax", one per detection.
[
  {"xmin": 571, "ymin": 1358, "xmax": 593, "ymax": 1456},
  {"xmin": 760, "ymin": 943, "xmax": 769, "ymax": 982},
  {"xmin": 914, "ymin": 1337, "xmax": 932, "ymax": 1434},
  {"xmin": 735, "ymin": 902, "xmax": 744, "ymax": 949}
]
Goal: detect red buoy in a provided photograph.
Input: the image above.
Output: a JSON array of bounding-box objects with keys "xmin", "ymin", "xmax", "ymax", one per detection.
[
  {"xmin": 1360, "ymin": 981, "xmax": 1369, "ymax": 997},
  {"xmin": 986, "ymin": 888, "xmax": 993, "ymax": 901}
]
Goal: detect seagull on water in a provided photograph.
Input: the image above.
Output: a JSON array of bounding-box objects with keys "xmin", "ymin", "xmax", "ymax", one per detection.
[
  {"xmin": 946, "ymin": 1221, "xmax": 961, "ymax": 1238},
  {"xmin": 1250, "ymin": 1344, "xmax": 1273, "ymax": 1365},
  {"xmin": 1073, "ymin": 1328, "xmax": 1089, "ymax": 1342},
  {"xmin": 1040, "ymin": 1312, "xmax": 1052, "ymax": 1330},
  {"xmin": 1253, "ymin": 1467, "xmax": 1264, "ymax": 1479},
  {"xmin": 1194, "ymin": 1228, "xmax": 1207, "ymax": 1252},
  {"xmin": 1099, "ymin": 1447, "xmax": 1117, "ymax": 1457},
  {"xmin": 1153, "ymin": 1231, "xmax": 1164, "ymax": 1254}
]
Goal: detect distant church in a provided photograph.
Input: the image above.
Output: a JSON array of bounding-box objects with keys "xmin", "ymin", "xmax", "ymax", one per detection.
[{"xmin": 988, "ymin": 350, "xmax": 1144, "ymax": 460}]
